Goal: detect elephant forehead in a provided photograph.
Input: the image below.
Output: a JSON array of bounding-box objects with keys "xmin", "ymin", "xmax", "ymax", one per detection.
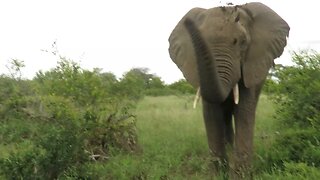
[
  {"xmin": 201, "ymin": 7, "xmax": 240, "ymax": 34},
  {"xmin": 200, "ymin": 23, "xmax": 240, "ymax": 45},
  {"xmin": 206, "ymin": 6, "xmax": 238, "ymax": 21}
]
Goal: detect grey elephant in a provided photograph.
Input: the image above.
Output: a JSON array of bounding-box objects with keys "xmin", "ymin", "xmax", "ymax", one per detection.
[{"xmin": 168, "ymin": 2, "xmax": 289, "ymax": 178}]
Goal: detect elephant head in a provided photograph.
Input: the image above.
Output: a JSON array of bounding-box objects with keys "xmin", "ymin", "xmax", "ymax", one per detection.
[{"xmin": 169, "ymin": 2, "xmax": 289, "ymax": 103}]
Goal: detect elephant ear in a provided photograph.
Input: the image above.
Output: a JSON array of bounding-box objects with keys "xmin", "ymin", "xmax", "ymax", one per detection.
[
  {"xmin": 241, "ymin": 2, "xmax": 290, "ymax": 88},
  {"xmin": 168, "ymin": 8, "xmax": 206, "ymax": 88}
]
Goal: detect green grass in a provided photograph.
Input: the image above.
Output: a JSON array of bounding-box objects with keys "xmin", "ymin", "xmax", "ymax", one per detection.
[
  {"xmin": 88, "ymin": 95, "xmax": 285, "ymax": 179},
  {"xmin": 134, "ymin": 96, "xmax": 210, "ymax": 179}
]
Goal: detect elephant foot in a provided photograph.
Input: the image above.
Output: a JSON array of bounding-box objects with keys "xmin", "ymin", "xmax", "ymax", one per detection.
[
  {"xmin": 208, "ymin": 155, "xmax": 229, "ymax": 178},
  {"xmin": 229, "ymin": 165, "xmax": 253, "ymax": 180},
  {"xmin": 229, "ymin": 156, "xmax": 253, "ymax": 180}
]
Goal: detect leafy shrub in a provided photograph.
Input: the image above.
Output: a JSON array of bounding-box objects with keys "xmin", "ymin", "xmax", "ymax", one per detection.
[
  {"xmin": 0, "ymin": 95, "xmax": 85, "ymax": 179},
  {"xmin": 272, "ymin": 51, "xmax": 320, "ymax": 129},
  {"xmin": 279, "ymin": 129, "xmax": 320, "ymax": 166},
  {"xmin": 0, "ymin": 147, "xmax": 43, "ymax": 179},
  {"xmin": 83, "ymin": 107, "xmax": 138, "ymax": 160},
  {"xmin": 34, "ymin": 59, "xmax": 139, "ymax": 155},
  {"xmin": 35, "ymin": 58, "xmax": 110, "ymax": 106},
  {"xmin": 262, "ymin": 129, "xmax": 320, "ymax": 170},
  {"xmin": 260, "ymin": 51, "xmax": 320, "ymax": 173},
  {"xmin": 0, "ymin": 58, "xmax": 139, "ymax": 178},
  {"xmin": 262, "ymin": 78, "xmax": 279, "ymax": 95}
]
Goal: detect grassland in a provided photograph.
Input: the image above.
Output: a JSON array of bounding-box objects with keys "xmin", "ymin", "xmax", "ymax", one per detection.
[{"xmin": 90, "ymin": 95, "xmax": 284, "ymax": 179}]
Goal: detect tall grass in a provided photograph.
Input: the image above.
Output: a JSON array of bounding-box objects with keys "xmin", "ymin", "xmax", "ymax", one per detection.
[{"xmin": 135, "ymin": 96, "xmax": 210, "ymax": 179}]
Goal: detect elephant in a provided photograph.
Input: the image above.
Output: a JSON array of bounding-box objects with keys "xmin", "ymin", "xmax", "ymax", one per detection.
[{"xmin": 168, "ymin": 2, "xmax": 289, "ymax": 178}]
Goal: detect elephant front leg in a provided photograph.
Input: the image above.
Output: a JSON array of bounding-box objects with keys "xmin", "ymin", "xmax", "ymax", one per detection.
[
  {"xmin": 232, "ymin": 107, "xmax": 255, "ymax": 179},
  {"xmin": 231, "ymin": 85, "xmax": 261, "ymax": 179},
  {"xmin": 202, "ymin": 100, "xmax": 228, "ymax": 173},
  {"xmin": 225, "ymin": 103, "xmax": 234, "ymax": 148}
]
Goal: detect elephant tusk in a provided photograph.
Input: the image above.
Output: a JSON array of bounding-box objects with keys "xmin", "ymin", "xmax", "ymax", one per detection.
[
  {"xmin": 233, "ymin": 83, "xmax": 239, "ymax": 104},
  {"xmin": 193, "ymin": 87, "xmax": 201, "ymax": 109}
]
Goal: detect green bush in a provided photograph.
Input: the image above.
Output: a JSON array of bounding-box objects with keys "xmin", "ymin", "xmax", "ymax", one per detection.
[
  {"xmin": 262, "ymin": 78, "xmax": 279, "ymax": 95},
  {"xmin": 279, "ymin": 129, "xmax": 320, "ymax": 166},
  {"xmin": 262, "ymin": 129, "xmax": 320, "ymax": 170},
  {"xmin": 0, "ymin": 96, "xmax": 85, "ymax": 179},
  {"xmin": 35, "ymin": 58, "xmax": 110, "ymax": 106},
  {"xmin": 260, "ymin": 51, "xmax": 320, "ymax": 172},
  {"xmin": 83, "ymin": 107, "xmax": 138, "ymax": 158},
  {"xmin": 0, "ymin": 94, "xmax": 138, "ymax": 179},
  {"xmin": 0, "ymin": 58, "xmax": 139, "ymax": 178},
  {"xmin": 0, "ymin": 147, "xmax": 44, "ymax": 180},
  {"xmin": 33, "ymin": 59, "xmax": 139, "ymax": 156},
  {"xmin": 272, "ymin": 51, "xmax": 320, "ymax": 129}
]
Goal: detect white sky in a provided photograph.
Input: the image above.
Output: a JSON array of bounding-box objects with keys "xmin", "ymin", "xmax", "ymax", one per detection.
[{"xmin": 0, "ymin": 0, "xmax": 319, "ymax": 84}]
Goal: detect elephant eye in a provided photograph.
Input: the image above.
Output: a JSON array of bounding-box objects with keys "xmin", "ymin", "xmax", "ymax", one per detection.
[
  {"xmin": 240, "ymin": 39, "xmax": 247, "ymax": 46},
  {"xmin": 233, "ymin": 38, "xmax": 238, "ymax": 45},
  {"xmin": 240, "ymin": 39, "xmax": 248, "ymax": 49}
]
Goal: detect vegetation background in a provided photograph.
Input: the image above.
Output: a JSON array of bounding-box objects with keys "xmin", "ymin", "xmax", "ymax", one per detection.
[{"xmin": 0, "ymin": 50, "xmax": 319, "ymax": 179}]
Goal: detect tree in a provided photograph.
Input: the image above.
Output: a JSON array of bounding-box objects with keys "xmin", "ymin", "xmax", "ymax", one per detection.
[
  {"xmin": 118, "ymin": 67, "xmax": 166, "ymax": 98},
  {"xmin": 168, "ymin": 79, "xmax": 196, "ymax": 95}
]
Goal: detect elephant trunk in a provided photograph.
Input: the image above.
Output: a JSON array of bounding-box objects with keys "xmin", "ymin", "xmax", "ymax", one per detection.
[{"xmin": 184, "ymin": 18, "xmax": 230, "ymax": 103}]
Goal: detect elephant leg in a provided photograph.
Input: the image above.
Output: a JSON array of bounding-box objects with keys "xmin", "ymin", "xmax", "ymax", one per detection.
[
  {"xmin": 202, "ymin": 99, "xmax": 228, "ymax": 173},
  {"xmin": 231, "ymin": 83, "xmax": 262, "ymax": 179},
  {"xmin": 224, "ymin": 98, "xmax": 234, "ymax": 147},
  {"xmin": 224, "ymin": 108, "xmax": 234, "ymax": 148}
]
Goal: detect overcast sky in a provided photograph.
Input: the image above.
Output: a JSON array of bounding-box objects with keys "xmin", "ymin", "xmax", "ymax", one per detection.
[{"xmin": 0, "ymin": 0, "xmax": 319, "ymax": 83}]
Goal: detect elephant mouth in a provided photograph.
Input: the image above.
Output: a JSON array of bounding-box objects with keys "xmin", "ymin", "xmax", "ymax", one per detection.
[{"xmin": 193, "ymin": 84, "xmax": 239, "ymax": 109}]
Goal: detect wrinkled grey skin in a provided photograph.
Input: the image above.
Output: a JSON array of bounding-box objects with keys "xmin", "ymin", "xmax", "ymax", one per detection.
[{"xmin": 169, "ymin": 2, "xmax": 289, "ymax": 178}]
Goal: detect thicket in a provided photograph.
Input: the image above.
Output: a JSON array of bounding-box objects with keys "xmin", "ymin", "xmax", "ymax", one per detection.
[
  {"xmin": 0, "ymin": 58, "xmax": 140, "ymax": 179},
  {"xmin": 259, "ymin": 51, "xmax": 320, "ymax": 175}
]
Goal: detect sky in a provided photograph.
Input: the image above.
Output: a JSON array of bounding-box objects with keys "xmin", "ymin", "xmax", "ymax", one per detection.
[{"xmin": 0, "ymin": 0, "xmax": 320, "ymax": 84}]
